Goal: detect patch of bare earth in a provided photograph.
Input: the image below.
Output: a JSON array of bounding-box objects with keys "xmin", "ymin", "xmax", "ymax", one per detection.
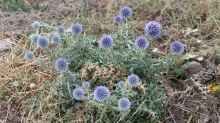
[
  {"xmin": 163, "ymin": 55, "xmax": 220, "ymax": 123},
  {"xmin": 0, "ymin": 103, "xmax": 21, "ymax": 123},
  {"xmin": 0, "ymin": 0, "xmax": 80, "ymax": 34}
]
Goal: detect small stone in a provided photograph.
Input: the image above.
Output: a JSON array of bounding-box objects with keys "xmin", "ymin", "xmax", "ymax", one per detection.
[
  {"xmin": 196, "ymin": 56, "xmax": 204, "ymax": 62},
  {"xmin": 152, "ymin": 48, "xmax": 159, "ymax": 53},
  {"xmin": 196, "ymin": 40, "xmax": 202, "ymax": 43},
  {"xmin": 29, "ymin": 83, "xmax": 36, "ymax": 89},
  {"xmin": 12, "ymin": 81, "xmax": 19, "ymax": 87},
  {"xmin": 182, "ymin": 61, "xmax": 203, "ymax": 75}
]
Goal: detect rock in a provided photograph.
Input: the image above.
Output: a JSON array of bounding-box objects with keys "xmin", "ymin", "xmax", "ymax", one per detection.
[
  {"xmin": 181, "ymin": 53, "xmax": 204, "ymax": 63},
  {"xmin": 196, "ymin": 56, "xmax": 204, "ymax": 62},
  {"xmin": 182, "ymin": 61, "xmax": 203, "ymax": 75}
]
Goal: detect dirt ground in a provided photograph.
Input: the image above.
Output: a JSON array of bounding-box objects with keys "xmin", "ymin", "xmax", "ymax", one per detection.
[{"xmin": 0, "ymin": 0, "xmax": 80, "ymax": 33}]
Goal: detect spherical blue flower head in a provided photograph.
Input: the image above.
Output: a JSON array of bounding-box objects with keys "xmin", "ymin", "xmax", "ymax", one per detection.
[
  {"xmin": 55, "ymin": 58, "xmax": 68, "ymax": 72},
  {"xmin": 93, "ymin": 86, "xmax": 110, "ymax": 102},
  {"xmin": 57, "ymin": 25, "xmax": 65, "ymax": 33},
  {"xmin": 118, "ymin": 97, "xmax": 131, "ymax": 111},
  {"xmin": 99, "ymin": 35, "xmax": 113, "ymax": 48},
  {"xmin": 114, "ymin": 15, "xmax": 124, "ymax": 24},
  {"xmin": 72, "ymin": 87, "xmax": 85, "ymax": 101},
  {"xmin": 50, "ymin": 33, "xmax": 61, "ymax": 44},
  {"xmin": 37, "ymin": 36, "xmax": 49, "ymax": 49},
  {"xmin": 127, "ymin": 74, "xmax": 141, "ymax": 87},
  {"xmin": 120, "ymin": 6, "xmax": 133, "ymax": 18},
  {"xmin": 31, "ymin": 21, "xmax": 41, "ymax": 29},
  {"xmin": 71, "ymin": 23, "xmax": 83, "ymax": 35},
  {"xmin": 24, "ymin": 50, "xmax": 33, "ymax": 61},
  {"xmin": 135, "ymin": 36, "xmax": 150, "ymax": 49},
  {"xmin": 30, "ymin": 34, "xmax": 39, "ymax": 44},
  {"xmin": 170, "ymin": 41, "xmax": 185, "ymax": 55},
  {"xmin": 82, "ymin": 81, "xmax": 91, "ymax": 89},
  {"xmin": 144, "ymin": 21, "xmax": 162, "ymax": 39},
  {"xmin": 117, "ymin": 81, "xmax": 125, "ymax": 88}
]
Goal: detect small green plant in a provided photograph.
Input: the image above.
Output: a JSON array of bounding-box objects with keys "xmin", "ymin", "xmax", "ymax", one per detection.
[
  {"xmin": 1, "ymin": 0, "xmax": 30, "ymax": 11},
  {"xmin": 1, "ymin": 0, "xmax": 48, "ymax": 12}
]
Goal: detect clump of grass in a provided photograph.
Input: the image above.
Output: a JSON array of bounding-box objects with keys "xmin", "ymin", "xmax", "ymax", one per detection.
[
  {"xmin": 1, "ymin": 0, "xmax": 30, "ymax": 12},
  {"xmin": 1, "ymin": 0, "xmax": 48, "ymax": 12}
]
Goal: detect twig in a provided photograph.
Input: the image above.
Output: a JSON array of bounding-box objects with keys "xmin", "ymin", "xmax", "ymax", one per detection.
[{"xmin": 173, "ymin": 104, "xmax": 209, "ymax": 117}]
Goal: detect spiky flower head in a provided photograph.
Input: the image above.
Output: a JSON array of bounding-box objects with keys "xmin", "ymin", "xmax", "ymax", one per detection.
[
  {"xmin": 99, "ymin": 35, "xmax": 113, "ymax": 48},
  {"xmin": 55, "ymin": 58, "xmax": 68, "ymax": 72},
  {"xmin": 114, "ymin": 15, "xmax": 124, "ymax": 24},
  {"xmin": 57, "ymin": 25, "xmax": 65, "ymax": 33},
  {"xmin": 120, "ymin": 6, "xmax": 133, "ymax": 18},
  {"xmin": 37, "ymin": 35, "xmax": 49, "ymax": 49},
  {"xmin": 50, "ymin": 33, "xmax": 61, "ymax": 44},
  {"xmin": 31, "ymin": 21, "xmax": 41, "ymax": 29},
  {"xmin": 127, "ymin": 74, "xmax": 141, "ymax": 87},
  {"xmin": 24, "ymin": 50, "xmax": 33, "ymax": 61},
  {"xmin": 144, "ymin": 21, "xmax": 162, "ymax": 39},
  {"xmin": 82, "ymin": 81, "xmax": 91, "ymax": 89},
  {"xmin": 170, "ymin": 40, "xmax": 185, "ymax": 55},
  {"xmin": 135, "ymin": 36, "xmax": 150, "ymax": 49},
  {"xmin": 117, "ymin": 80, "xmax": 125, "ymax": 89},
  {"xmin": 118, "ymin": 97, "xmax": 131, "ymax": 111},
  {"xmin": 71, "ymin": 23, "xmax": 83, "ymax": 35},
  {"xmin": 30, "ymin": 34, "xmax": 39, "ymax": 44},
  {"xmin": 72, "ymin": 87, "xmax": 85, "ymax": 101},
  {"xmin": 93, "ymin": 86, "xmax": 110, "ymax": 102}
]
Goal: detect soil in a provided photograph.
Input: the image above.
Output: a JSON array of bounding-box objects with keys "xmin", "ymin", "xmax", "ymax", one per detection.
[
  {"xmin": 0, "ymin": 102, "xmax": 21, "ymax": 123},
  {"xmin": 0, "ymin": 0, "xmax": 79, "ymax": 34}
]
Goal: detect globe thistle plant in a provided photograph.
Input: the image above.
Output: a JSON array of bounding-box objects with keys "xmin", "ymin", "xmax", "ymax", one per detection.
[
  {"xmin": 127, "ymin": 74, "xmax": 141, "ymax": 87},
  {"xmin": 37, "ymin": 35, "xmax": 49, "ymax": 49},
  {"xmin": 93, "ymin": 86, "xmax": 110, "ymax": 102},
  {"xmin": 116, "ymin": 80, "xmax": 125, "ymax": 89},
  {"xmin": 99, "ymin": 35, "xmax": 113, "ymax": 48},
  {"xmin": 118, "ymin": 97, "xmax": 131, "ymax": 111},
  {"xmin": 114, "ymin": 15, "xmax": 124, "ymax": 24},
  {"xmin": 31, "ymin": 21, "xmax": 41, "ymax": 29},
  {"xmin": 170, "ymin": 40, "xmax": 185, "ymax": 55},
  {"xmin": 144, "ymin": 21, "xmax": 162, "ymax": 39},
  {"xmin": 23, "ymin": 50, "xmax": 33, "ymax": 61},
  {"xmin": 50, "ymin": 33, "xmax": 61, "ymax": 44},
  {"xmin": 72, "ymin": 87, "xmax": 85, "ymax": 101},
  {"xmin": 120, "ymin": 6, "xmax": 133, "ymax": 18},
  {"xmin": 57, "ymin": 25, "xmax": 65, "ymax": 33},
  {"xmin": 82, "ymin": 81, "xmax": 91, "ymax": 89},
  {"xmin": 135, "ymin": 36, "xmax": 150, "ymax": 49},
  {"xmin": 30, "ymin": 34, "xmax": 39, "ymax": 44},
  {"xmin": 71, "ymin": 23, "xmax": 83, "ymax": 35},
  {"xmin": 55, "ymin": 58, "xmax": 68, "ymax": 73}
]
